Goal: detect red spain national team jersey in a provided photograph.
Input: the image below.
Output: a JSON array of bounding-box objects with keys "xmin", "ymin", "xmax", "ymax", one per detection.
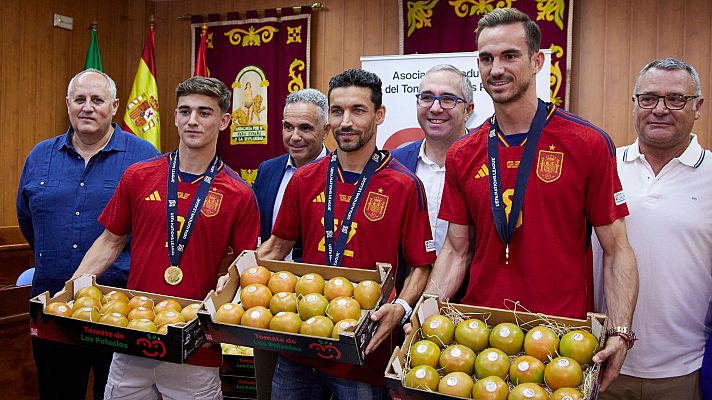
[
  {"xmin": 273, "ymin": 152, "xmax": 435, "ymax": 271},
  {"xmin": 99, "ymin": 153, "xmax": 260, "ymax": 301},
  {"xmin": 439, "ymin": 106, "xmax": 628, "ymax": 319},
  {"xmin": 272, "ymin": 151, "xmax": 436, "ymax": 385}
]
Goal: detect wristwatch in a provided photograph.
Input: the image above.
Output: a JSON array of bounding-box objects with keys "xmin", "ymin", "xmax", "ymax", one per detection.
[
  {"xmin": 606, "ymin": 326, "xmax": 637, "ymax": 349},
  {"xmin": 392, "ymin": 298, "xmax": 413, "ymax": 326}
]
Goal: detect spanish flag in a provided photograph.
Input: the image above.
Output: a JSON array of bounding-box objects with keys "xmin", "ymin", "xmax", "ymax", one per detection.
[
  {"xmin": 122, "ymin": 23, "xmax": 160, "ymax": 150},
  {"xmin": 194, "ymin": 24, "xmax": 208, "ymax": 77}
]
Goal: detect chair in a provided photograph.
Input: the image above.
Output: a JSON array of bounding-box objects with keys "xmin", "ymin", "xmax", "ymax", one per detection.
[{"xmin": 16, "ymin": 267, "xmax": 34, "ymax": 286}]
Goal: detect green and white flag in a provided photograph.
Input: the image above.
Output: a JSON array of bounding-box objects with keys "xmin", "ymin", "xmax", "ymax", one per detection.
[{"xmin": 84, "ymin": 27, "xmax": 103, "ymax": 71}]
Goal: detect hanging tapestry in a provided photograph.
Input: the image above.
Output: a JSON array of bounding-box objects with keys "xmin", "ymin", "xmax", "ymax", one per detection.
[
  {"xmin": 192, "ymin": 7, "xmax": 312, "ymax": 185},
  {"xmin": 400, "ymin": 0, "xmax": 572, "ymax": 107}
]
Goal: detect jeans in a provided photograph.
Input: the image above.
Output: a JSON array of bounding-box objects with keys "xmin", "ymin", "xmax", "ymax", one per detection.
[
  {"xmin": 271, "ymin": 355, "xmax": 388, "ymax": 400},
  {"xmin": 702, "ymin": 334, "xmax": 712, "ymax": 399}
]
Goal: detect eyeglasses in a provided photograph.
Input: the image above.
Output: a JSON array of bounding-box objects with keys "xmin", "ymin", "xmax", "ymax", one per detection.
[
  {"xmin": 416, "ymin": 93, "xmax": 464, "ymax": 109},
  {"xmin": 634, "ymin": 94, "xmax": 699, "ymax": 110}
]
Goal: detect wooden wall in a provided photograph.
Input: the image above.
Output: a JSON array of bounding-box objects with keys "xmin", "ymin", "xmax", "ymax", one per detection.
[
  {"xmin": 0, "ymin": 0, "xmax": 153, "ymax": 227},
  {"xmin": 150, "ymin": 0, "xmax": 401, "ymax": 153},
  {"xmin": 571, "ymin": 0, "xmax": 712, "ymax": 148},
  {"xmin": 3, "ymin": 0, "xmax": 712, "ymax": 227}
]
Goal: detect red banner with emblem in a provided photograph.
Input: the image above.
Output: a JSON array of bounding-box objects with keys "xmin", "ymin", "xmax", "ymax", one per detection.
[
  {"xmin": 400, "ymin": 0, "xmax": 573, "ymax": 108},
  {"xmin": 191, "ymin": 8, "xmax": 311, "ymax": 185}
]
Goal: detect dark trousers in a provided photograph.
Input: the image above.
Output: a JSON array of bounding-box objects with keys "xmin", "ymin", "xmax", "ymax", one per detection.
[
  {"xmin": 702, "ymin": 333, "xmax": 712, "ymax": 400},
  {"xmin": 271, "ymin": 355, "xmax": 388, "ymax": 400},
  {"xmin": 254, "ymin": 349, "xmax": 278, "ymax": 400},
  {"xmin": 32, "ymin": 338, "xmax": 113, "ymax": 400}
]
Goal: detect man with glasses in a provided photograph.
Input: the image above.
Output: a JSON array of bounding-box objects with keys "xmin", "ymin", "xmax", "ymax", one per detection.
[
  {"xmin": 392, "ymin": 64, "xmax": 473, "ymax": 290},
  {"xmin": 425, "ymin": 8, "xmax": 638, "ymax": 392},
  {"xmin": 595, "ymin": 58, "xmax": 710, "ymax": 399}
]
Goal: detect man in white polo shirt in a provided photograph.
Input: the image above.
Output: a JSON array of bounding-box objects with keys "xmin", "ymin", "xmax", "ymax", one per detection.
[{"xmin": 595, "ymin": 58, "xmax": 711, "ymax": 399}]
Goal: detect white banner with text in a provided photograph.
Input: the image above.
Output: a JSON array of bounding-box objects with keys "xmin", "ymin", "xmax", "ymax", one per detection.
[{"xmin": 361, "ymin": 51, "xmax": 551, "ymax": 150}]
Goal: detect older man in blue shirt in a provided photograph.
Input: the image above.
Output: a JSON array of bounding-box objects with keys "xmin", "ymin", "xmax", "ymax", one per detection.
[{"xmin": 16, "ymin": 69, "xmax": 158, "ymax": 400}]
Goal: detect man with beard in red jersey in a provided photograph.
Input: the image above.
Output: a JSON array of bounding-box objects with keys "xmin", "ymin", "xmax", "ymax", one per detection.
[
  {"xmin": 425, "ymin": 8, "xmax": 638, "ymax": 393},
  {"xmin": 229, "ymin": 69, "xmax": 435, "ymax": 399},
  {"xmin": 74, "ymin": 76, "xmax": 259, "ymax": 399}
]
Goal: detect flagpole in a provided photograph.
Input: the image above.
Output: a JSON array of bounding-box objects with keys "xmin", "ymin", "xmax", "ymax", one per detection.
[{"xmin": 84, "ymin": 21, "xmax": 103, "ymax": 71}]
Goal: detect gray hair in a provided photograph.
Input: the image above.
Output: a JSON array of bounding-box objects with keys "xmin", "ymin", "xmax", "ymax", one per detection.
[
  {"xmin": 67, "ymin": 68, "xmax": 117, "ymax": 100},
  {"xmin": 420, "ymin": 64, "xmax": 474, "ymax": 104},
  {"xmin": 284, "ymin": 88, "xmax": 328, "ymax": 125},
  {"xmin": 634, "ymin": 58, "xmax": 703, "ymax": 97}
]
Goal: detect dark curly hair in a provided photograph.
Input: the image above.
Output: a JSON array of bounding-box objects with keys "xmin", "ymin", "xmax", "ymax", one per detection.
[{"xmin": 328, "ymin": 69, "xmax": 383, "ymax": 109}]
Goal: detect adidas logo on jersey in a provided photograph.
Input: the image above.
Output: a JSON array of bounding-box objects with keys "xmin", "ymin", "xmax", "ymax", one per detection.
[
  {"xmin": 312, "ymin": 192, "xmax": 325, "ymax": 203},
  {"xmin": 475, "ymin": 164, "xmax": 489, "ymax": 179},
  {"xmin": 145, "ymin": 190, "xmax": 161, "ymax": 201}
]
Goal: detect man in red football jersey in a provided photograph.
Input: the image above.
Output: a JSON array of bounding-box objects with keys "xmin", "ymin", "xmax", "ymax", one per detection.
[
  {"xmin": 240, "ymin": 69, "xmax": 436, "ymax": 399},
  {"xmin": 74, "ymin": 76, "xmax": 259, "ymax": 399},
  {"xmin": 426, "ymin": 8, "xmax": 638, "ymax": 392}
]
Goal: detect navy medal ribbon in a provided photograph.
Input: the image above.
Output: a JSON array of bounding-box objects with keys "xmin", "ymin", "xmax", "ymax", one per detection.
[
  {"xmin": 324, "ymin": 149, "xmax": 382, "ymax": 267},
  {"xmin": 487, "ymin": 100, "xmax": 551, "ymax": 264},
  {"xmin": 166, "ymin": 150, "xmax": 221, "ymax": 279}
]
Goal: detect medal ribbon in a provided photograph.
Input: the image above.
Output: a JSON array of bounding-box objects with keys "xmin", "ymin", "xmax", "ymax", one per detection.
[
  {"xmin": 487, "ymin": 100, "xmax": 551, "ymax": 259},
  {"xmin": 324, "ymin": 149, "xmax": 383, "ymax": 267},
  {"xmin": 167, "ymin": 150, "xmax": 221, "ymax": 268}
]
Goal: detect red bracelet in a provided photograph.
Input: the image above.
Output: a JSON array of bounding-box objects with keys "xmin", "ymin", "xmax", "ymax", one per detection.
[{"xmin": 606, "ymin": 326, "xmax": 637, "ymax": 349}]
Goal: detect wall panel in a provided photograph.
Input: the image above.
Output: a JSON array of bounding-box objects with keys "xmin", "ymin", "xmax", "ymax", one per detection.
[
  {"xmin": 3, "ymin": 0, "xmax": 712, "ymax": 227},
  {"xmin": 362, "ymin": 1, "xmax": 385, "ymax": 57},
  {"xmin": 572, "ymin": 0, "xmax": 712, "ymax": 149},
  {"xmin": 1, "ymin": 0, "xmax": 152, "ymax": 226},
  {"xmin": 602, "ymin": 0, "xmax": 632, "ymax": 144}
]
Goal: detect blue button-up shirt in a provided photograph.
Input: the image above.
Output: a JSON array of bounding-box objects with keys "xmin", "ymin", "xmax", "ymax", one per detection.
[{"xmin": 17, "ymin": 123, "xmax": 159, "ymax": 296}]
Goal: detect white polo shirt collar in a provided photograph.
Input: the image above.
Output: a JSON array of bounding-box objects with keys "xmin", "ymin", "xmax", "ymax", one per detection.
[{"xmin": 622, "ymin": 134, "xmax": 706, "ymax": 168}]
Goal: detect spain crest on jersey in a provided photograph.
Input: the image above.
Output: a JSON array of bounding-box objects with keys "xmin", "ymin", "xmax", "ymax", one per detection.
[
  {"xmin": 363, "ymin": 191, "xmax": 388, "ymax": 222},
  {"xmin": 201, "ymin": 191, "xmax": 223, "ymax": 217},
  {"xmin": 536, "ymin": 149, "xmax": 564, "ymax": 183}
]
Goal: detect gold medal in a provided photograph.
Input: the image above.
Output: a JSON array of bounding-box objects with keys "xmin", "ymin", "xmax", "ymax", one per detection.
[{"xmin": 164, "ymin": 266, "xmax": 183, "ymax": 285}]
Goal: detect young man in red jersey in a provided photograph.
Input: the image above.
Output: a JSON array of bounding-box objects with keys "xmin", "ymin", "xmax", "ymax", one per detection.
[
  {"xmin": 425, "ymin": 8, "xmax": 638, "ymax": 393},
  {"xmin": 235, "ymin": 69, "xmax": 435, "ymax": 399},
  {"xmin": 75, "ymin": 76, "xmax": 259, "ymax": 399}
]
